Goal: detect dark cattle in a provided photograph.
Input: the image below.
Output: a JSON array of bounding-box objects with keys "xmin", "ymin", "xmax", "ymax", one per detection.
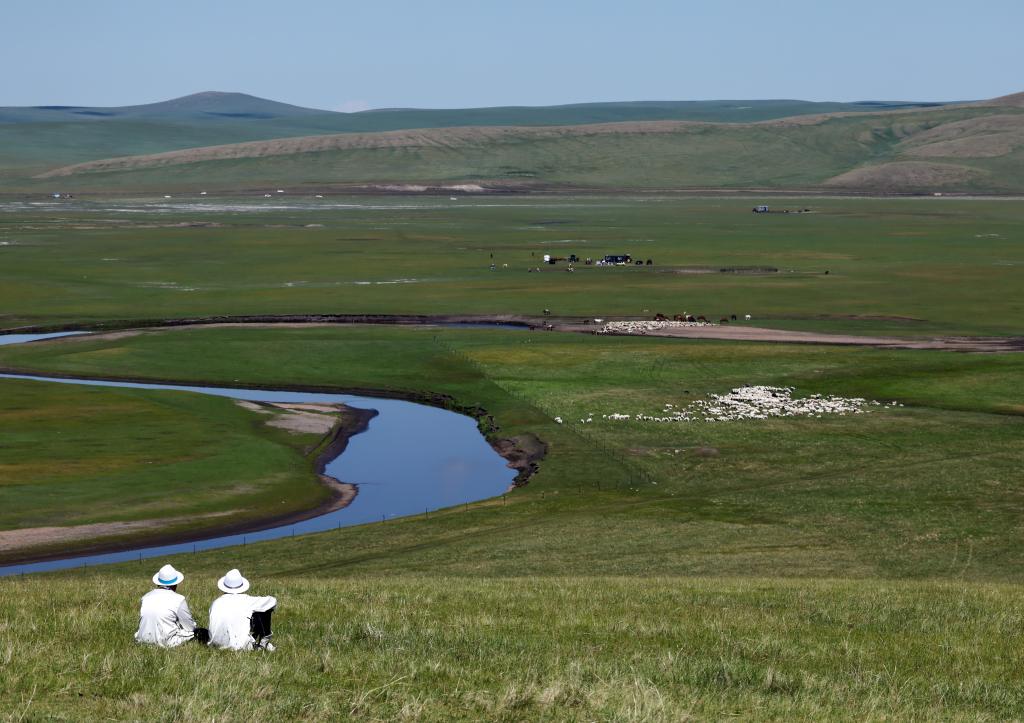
[
  {"xmin": 646, "ymin": 259, "xmax": 653, "ymax": 265},
  {"xmin": 654, "ymin": 313, "xmax": 668, "ymax": 321},
  {"xmin": 686, "ymin": 315, "xmax": 696, "ymax": 323},
  {"xmin": 673, "ymin": 314, "xmax": 685, "ymax": 321},
  {"xmin": 730, "ymin": 314, "xmax": 737, "ymax": 321},
  {"xmin": 697, "ymin": 315, "xmax": 707, "ymax": 322},
  {"xmin": 635, "ymin": 260, "xmax": 644, "ymax": 265}
]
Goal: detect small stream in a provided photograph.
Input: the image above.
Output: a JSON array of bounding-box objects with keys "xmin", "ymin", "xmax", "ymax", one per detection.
[{"xmin": 0, "ymin": 334, "xmax": 517, "ymax": 576}]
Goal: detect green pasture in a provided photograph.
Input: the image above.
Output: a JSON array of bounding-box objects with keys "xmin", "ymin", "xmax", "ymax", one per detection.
[
  {"xmin": 3, "ymin": 325, "xmax": 1023, "ymax": 580},
  {"xmin": 2, "ymin": 194, "xmax": 1023, "ymax": 719},
  {"xmin": 3, "ymin": 574, "xmax": 1022, "ymax": 720},
  {"xmin": 1, "ymin": 323, "xmax": 1023, "ymax": 718},
  {"xmin": 2, "ymin": 196, "xmax": 1022, "ymax": 336},
  {"xmin": 0, "ymin": 97, "xmax": 934, "ymax": 180},
  {"xmin": 9, "ymin": 104, "xmax": 1024, "ymax": 195},
  {"xmin": 0, "ymin": 377, "xmax": 334, "ymax": 563}
]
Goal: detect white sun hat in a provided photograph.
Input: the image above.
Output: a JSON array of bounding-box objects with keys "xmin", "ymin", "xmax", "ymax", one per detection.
[
  {"xmin": 217, "ymin": 568, "xmax": 251, "ymax": 594},
  {"xmin": 152, "ymin": 564, "xmax": 184, "ymax": 587}
]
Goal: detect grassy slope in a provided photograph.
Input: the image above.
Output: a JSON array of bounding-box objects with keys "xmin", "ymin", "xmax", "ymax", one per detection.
[
  {"xmin": 0, "ymin": 98, "xmax": 942, "ymax": 177},
  {"xmin": 12, "ymin": 105, "xmax": 1024, "ymax": 194},
  {"xmin": 3, "ymin": 575, "xmax": 1022, "ymax": 720},
  {"xmin": 0, "ymin": 377, "xmax": 334, "ymax": 561},
  {"xmin": 2, "ymin": 326, "xmax": 1024, "ymax": 719},
  {"xmin": 1, "ymin": 197, "xmax": 1022, "ymax": 337},
  {"xmin": 2, "ymin": 326, "xmax": 1022, "ymax": 581}
]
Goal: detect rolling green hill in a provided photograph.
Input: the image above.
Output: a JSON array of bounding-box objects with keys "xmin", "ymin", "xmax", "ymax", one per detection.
[
  {"xmin": 0, "ymin": 91, "xmax": 954, "ymax": 182},
  {"xmin": 8, "ymin": 94, "xmax": 1021, "ymax": 194}
]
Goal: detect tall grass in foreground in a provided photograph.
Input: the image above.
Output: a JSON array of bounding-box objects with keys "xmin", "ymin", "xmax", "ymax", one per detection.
[{"xmin": 2, "ymin": 575, "xmax": 1022, "ymax": 720}]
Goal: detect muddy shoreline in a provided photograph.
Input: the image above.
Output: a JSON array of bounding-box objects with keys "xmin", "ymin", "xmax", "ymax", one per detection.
[{"xmin": 0, "ymin": 370, "xmax": 545, "ymax": 567}]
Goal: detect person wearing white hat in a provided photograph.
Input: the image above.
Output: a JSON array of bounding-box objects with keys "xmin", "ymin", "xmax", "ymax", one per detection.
[
  {"xmin": 134, "ymin": 564, "xmax": 208, "ymax": 647},
  {"xmin": 208, "ymin": 568, "xmax": 278, "ymax": 651}
]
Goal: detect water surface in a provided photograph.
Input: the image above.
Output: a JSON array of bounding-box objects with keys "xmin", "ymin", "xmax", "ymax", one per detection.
[{"xmin": 0, "ymin": 362, "xmax": 516, "ymax": 576}]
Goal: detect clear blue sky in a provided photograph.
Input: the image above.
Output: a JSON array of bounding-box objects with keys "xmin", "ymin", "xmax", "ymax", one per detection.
[{"xmin": 4, "ymin": 0, "xmax": 1022, "ymax": 109}]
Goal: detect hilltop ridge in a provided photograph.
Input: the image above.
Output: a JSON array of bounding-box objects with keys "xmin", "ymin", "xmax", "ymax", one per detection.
[
  {"xmin": 3, "ymin": 90, "xmax": 1023, "ymax": 194},
  {"xmin": 16, "ymin": 91, "xmax": 1023, "ymax": 195}
]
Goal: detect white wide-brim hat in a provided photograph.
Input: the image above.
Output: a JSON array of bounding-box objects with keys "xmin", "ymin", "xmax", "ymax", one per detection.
[
  {"xmin": 217, "ymin": 568, "xmax": 251, "ymax": 594},
  {"xmin": 152, "ymin": 564, "xmax": 184, "ymax": 587}
]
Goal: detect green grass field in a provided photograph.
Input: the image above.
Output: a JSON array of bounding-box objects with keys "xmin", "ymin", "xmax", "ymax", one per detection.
[
  {"xmin": 4, "ymin": 575, "xmax": 1023, "ymax": 720},
  {"xmin": 2, "ymin": 325, "xmax": 1024, "ymax": 718},
  {"xmin": 0, "ymin": 376, "xmax": 341, "ymax": 563},
  {"xmin": 11, "ymin": 101, "xmax": 1023, "ymax": 195},
  {"xmin": 0, "ymin": 92, "xmax": 953, "ymax": 182},
  {"xmin": 2, "ymin": 195, "xmax": 1023, "ymax": 719},
  {"xmin": 2, "ymin": 197, "xmax": 1023, "ymax": 336},
  {"xmin": 3, "ymin": 326, "xmax": 1023, "ymax": 579}
]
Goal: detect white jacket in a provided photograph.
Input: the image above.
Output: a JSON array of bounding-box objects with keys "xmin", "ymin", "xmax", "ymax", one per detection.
[
  {"xmin": 135, "ymin": 588, "xmax": 197, "ymax": 648},
  {"xmin": 208, "ymin": 593, "xmax": 277, "ymax": 650}
]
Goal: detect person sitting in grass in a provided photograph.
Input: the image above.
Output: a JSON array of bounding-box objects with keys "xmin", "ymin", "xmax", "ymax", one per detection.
[
  {"xmin": 135, "ymin": 564, "xmax": 209, "ymax": 647},
  {"xmin": 208, "ymin": 568, "xmax": 277, "ymax": 651}
]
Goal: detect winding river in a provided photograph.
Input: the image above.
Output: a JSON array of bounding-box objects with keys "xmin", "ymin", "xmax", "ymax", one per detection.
[{"xmin": 0, "ymin": 333, "xmax": 518, "ymax": 576}]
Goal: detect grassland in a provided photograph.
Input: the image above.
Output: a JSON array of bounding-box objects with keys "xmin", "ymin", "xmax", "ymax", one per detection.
[
  {"xmin": 0, "ymin": 376, "xmax": 344, "ymax": 563},
  {"xmin": 2, "ymin": 194, "xmax": 1023, "ymax": 719},
  {"xmin": 0, "ymin": 91, "xmax": 948, "ymax": 180},
  {"xmin": 2, "ymin": 324, "xmax": 1024, "ymax": 719},
  {"xmin": 3, "ymin": 325, "xmax": 1023, "ymax": 580},
  {"xmin": 12, "ymin": 98, "xmax": 1024, "ymax": 194},
  {"xmin": 4, "ymin": 575, "xmax": 1023, "ymax": 720},
  {"xmin": 2, "ymin": 196, "xmax": 1023, "ymax": 337}
]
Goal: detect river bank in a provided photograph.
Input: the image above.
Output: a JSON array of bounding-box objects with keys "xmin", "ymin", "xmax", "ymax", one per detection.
[
  {"xmin": 0, "ymin": 366, "xmax": 531, "ymax": 572},
  {"xmin": 5, "ymin": 313, "xmax": 1023, "ymax": 352}
]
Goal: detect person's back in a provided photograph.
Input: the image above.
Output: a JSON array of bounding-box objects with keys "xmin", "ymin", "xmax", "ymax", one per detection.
[
  {"xmin": 208, "ymin": 569, "xmax": 277, "ymax": 651},
  {"xmin": 134, "ymin": 565, "xmax": 200, "ymax": 647}
]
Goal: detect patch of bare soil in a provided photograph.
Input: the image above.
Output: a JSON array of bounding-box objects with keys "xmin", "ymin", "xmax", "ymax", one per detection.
[
  {"xmin": 491, "ymin": 433, "xmax": 547, "ymax": 488},
  {"xmin": 898, "ymin": 114, "xmax": 1024, "ymax": 159},
  {"xmin": 571, "ymin": 322, "xmax": 1024, "ymax": 353},
  {"xmin": 823, "ymin": 161, "xmax": 987, "ymax": 190},
  {"xmin": 980, "ymin": 92, "xmax": 1024, "ymax": 108},
  {"xmin": 264, "ymin": 402, "xmax": 344, "ymax": 435},
  {"xmin": 0, "ymin": 511, "xmax": 236, "ymax": 552},
  {"xmin": 234, "ymin": 400, "xmax": 271, "ymax": 414}
]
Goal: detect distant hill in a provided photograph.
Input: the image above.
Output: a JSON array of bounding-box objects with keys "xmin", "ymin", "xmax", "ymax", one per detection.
[
  {"xmin": 0, "ymin": 90, "xmax": 949, "ymax": 125},
  {"xmin": 0, "ymin": 91, "xmax": 326, "ymax": 123},
  {"xmin": 4, "ymin": 91, "xmax": 1023, "ymax": 195},
  {"xmin": 0, "ymin": 92, "xmax": 954, "ymax": 178}
]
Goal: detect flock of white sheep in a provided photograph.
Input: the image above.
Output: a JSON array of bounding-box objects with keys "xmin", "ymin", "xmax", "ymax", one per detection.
[
  {"xmin": 596, "ymin": 320, "xmax": 717, "ymax": 334},
  {"xmin": 555, "ymin": 386, "xmax": 901, "ymax": 425}
]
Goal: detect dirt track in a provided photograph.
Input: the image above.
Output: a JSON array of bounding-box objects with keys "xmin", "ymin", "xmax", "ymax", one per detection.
[
  {"xmin": 566, "ymin": 322, "xmax": 1024, "ymax": 352},
  {"xmin": 6, "ymin": 314, "xmax": 1024, "ymax": 353}
]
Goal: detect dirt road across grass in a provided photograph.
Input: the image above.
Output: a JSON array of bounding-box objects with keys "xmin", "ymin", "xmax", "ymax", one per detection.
[
  {"xmin": 5, "ymin": 314, "xmax": 1024, "ymax": 352},
  {"xmin": 565, "ymin": 322, "xmax": 1024, "ymax": 352}
]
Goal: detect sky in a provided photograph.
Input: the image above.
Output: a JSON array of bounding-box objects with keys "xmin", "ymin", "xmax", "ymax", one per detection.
[{"xmin": 3, "ymin": 0, "xmax": 1022, "ymax": 110}]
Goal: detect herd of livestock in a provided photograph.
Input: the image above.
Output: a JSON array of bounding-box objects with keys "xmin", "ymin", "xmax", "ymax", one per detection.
[{"xmin": 555, "ymin": 386, "xmax": 902, "ymax": 426}]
